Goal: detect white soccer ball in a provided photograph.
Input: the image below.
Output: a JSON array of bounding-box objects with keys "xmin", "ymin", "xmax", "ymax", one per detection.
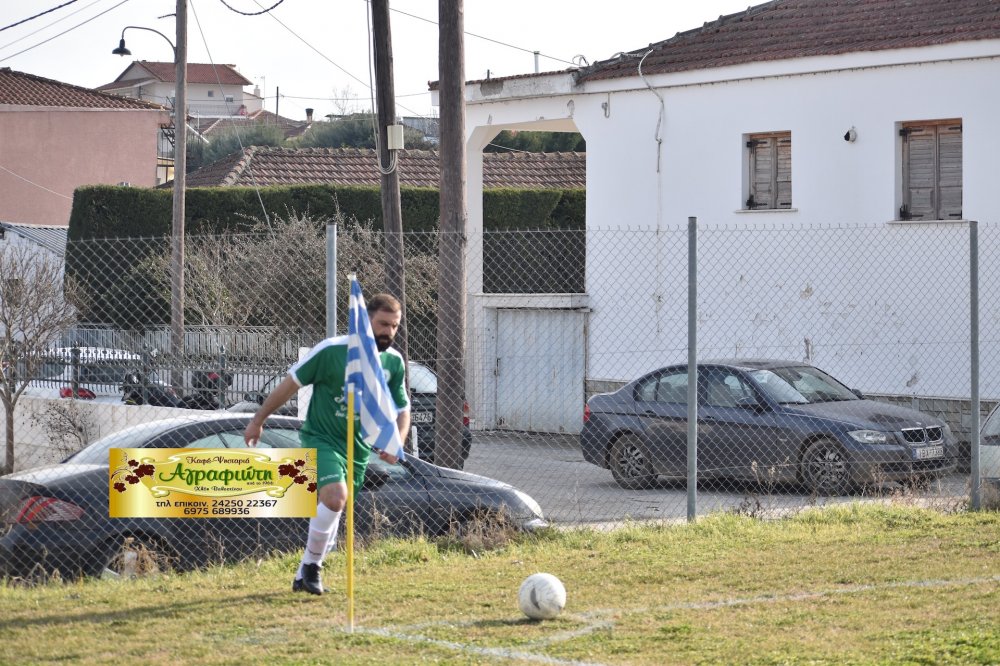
[{"xmin": 518, "ymin": 572, "xmax": 566, "ymax": 620}]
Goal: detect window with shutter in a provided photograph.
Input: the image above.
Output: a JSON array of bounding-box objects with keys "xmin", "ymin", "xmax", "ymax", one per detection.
[
  {"xmin": 746, "ymin": 132, "xmax": 792, "ymax": 210},
  {"xmin": 900, "ymin": 120, "xmax": 962, "ymax": 221}
]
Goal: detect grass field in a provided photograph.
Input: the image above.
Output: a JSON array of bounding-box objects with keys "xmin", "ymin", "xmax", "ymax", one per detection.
[{"xmin": 1, "ymin": 503, "xmax": 998, "ymax": 665}]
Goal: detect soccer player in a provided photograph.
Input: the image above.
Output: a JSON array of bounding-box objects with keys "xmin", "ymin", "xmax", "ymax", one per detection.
[{"xmin": 243, "ymin": 293, "xmax": 410, "ymax": 595}]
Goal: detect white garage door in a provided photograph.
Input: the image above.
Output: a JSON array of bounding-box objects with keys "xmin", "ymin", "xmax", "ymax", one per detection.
[{"xmin": 495, "ymin": 309, "xmax": 585, "ymax": 434}]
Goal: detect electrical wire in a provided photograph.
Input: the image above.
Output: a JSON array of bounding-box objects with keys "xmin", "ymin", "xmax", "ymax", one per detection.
[
  {"xmin": 0, "ymin": 0, "xmax": 105, "ymax": 54},
  {"xmin": 0, "ymin": 163, "xmax": 73, "ymax": 200},
  {"xmin": 0, "ymin": 0, "xmax": 79, "ymax": 33},
  {"xmin": 217, "ymin": 0, "xmax": 284, "ymax": 17},
  {"xmin": 190, "ymin": 0, "xmax": 271, "ymax": 224},
  {"xmin": 0, "ymin": 0, "xmax": 132, "ymax": 64},
  {"xmin": 386, "ymin": 3, "xmax": 577, "ymax": 68},
  {"xmin": 365, "ymin": 1, "xmax": 396, "ymax": 175}
]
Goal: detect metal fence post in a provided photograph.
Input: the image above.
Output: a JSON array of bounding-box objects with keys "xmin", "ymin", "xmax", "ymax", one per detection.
[
  {"xmin": 219, "ymin": 345, "xmax": 228, "ymax": 409},
  {"xmin": 970, "ymin": 220, "xmax": 981, "ymax": 510},
  {"xmin": 70, "ymin": 346, "xmax": 81, "ymax": 397},
  {"xmin": 687, "ymin": 216, "xmax": 698, "ymax": 522},
  {"xmin": 326, "ymin": 222, "xmax": 338, "ymax": 338},
  {"xmin": 141, "ymin": 345, "xmax": 152, "ymax": 406}
]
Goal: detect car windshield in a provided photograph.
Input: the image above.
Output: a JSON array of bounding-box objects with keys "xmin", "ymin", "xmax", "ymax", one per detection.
[
  {"xmin": 408, "ymin": 362, "xmax": 437, "ymax": 394},
  {"xmin": 67, "ymin": 421, "xmax": 186, "ymax": 464},
  {"xmin": 982, "ymin": 408, "xmax": 1000, "ymax": 440},
  {"xmin": 748, "ymin": 366, "xmax": 859, "ymax": 404}
]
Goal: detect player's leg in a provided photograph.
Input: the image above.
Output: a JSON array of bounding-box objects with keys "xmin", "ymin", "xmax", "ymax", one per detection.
[
  {"xmin": 293, "ymin": 445, "xmax": 347, "ymax": 595},
  {"xmin": 322, "ymin": 453, "xmax": 368, "ymax": 557}
]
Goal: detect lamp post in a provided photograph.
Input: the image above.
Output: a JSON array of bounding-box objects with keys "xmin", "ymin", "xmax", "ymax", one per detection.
[{"xmin": 113, "ymin": 1, "xmax": 188, "ymax": 375}]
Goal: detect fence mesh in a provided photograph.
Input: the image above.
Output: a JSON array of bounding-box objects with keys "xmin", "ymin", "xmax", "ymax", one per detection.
[{"xmin": 1, "ymin": 220, "xmax": 995, "ymax": 583}]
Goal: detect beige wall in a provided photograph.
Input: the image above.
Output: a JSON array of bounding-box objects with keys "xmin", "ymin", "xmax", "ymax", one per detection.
[{"xmin": 0, "ymin": 107, "xmax": 169, "ymax": 227}]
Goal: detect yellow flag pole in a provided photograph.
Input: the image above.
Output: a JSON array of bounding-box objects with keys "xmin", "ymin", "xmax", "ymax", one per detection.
[{"xmin": 345, "ymin": 383, "xmax": 355, "ymax": 633}]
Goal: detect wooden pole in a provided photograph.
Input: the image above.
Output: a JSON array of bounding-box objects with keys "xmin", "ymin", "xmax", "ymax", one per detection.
[
  {"xmin": 371, "ymin": 0, "xmax": 409, "ymax": 374},
  {"xmin": 435, "ymin": 0, "xmax": 467, "ymax": 470}
]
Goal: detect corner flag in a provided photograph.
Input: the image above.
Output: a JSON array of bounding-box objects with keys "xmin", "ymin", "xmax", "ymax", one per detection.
[{"xmin": 345, "ymin": 275, "xmax": 406, "ymax": 460}]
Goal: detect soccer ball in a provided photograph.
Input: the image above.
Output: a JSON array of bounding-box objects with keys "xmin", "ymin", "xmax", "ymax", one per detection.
[{"xmin": 518, "ymin": 573, "xmax": 566, "ymax": 620}]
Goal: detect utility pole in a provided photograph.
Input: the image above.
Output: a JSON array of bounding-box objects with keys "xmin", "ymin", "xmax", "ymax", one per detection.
[
  {"xmin": 371, "ymin": 0, "xmax": 409, "ymax": 368},
  {"xmin": 436, "ymin": 0, "xmax": 467, "ymax": 470},
  {"xmin": 170, "ymin": 0, "xmax": 188, "ymax": 376}
]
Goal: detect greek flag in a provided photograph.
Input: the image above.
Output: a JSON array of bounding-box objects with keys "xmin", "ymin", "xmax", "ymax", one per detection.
[{"xmin": 345, "ymin": 275, "xmax": 405, "ymax": 459}]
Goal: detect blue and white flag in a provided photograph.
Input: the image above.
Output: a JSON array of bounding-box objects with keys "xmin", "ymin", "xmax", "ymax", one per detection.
[{"xmin": 345, "ymin": 275, "xmax": 405, "ymax": 459}]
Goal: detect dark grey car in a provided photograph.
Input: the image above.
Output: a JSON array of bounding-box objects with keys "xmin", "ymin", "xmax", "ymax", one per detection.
[
  {"xmin": 0, "ymin": 414, "xmax": 544, "ymax": 581},
  {"xmin": 581, "ymin": 359, "xmax": 958, "ymax": 494}
]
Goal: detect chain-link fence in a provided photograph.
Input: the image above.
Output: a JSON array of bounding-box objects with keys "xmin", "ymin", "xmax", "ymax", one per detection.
[{"xmin": 2, "ymin": 219, "xmax": 996, "ymax": 583}]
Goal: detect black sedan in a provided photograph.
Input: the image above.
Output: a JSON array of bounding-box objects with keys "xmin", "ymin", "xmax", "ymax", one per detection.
[
  {"xmin": 581, "ymin": 360, "xmax": 958, "ymax": 494},
  {"xmin": 0, "ymin": 414, "xmax": 545, "ymax": 581}
]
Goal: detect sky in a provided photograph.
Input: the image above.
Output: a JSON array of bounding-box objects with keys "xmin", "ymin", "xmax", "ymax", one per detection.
[{"xmin": 1, "ymin": 0, "xmax": 754, "ymax": 122}]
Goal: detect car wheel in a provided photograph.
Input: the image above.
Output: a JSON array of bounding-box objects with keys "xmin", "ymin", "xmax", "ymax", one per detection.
[
  {"xmin": 800, "ymin": 438, "xmax": 852, "ymax": 495},
  {"xmin": 101, "ymin": 534, "xmax": 175, "ymax": 579},
  {"xmin": 610, "ymin": 434, "xmax": 658, "ymax": 490}
]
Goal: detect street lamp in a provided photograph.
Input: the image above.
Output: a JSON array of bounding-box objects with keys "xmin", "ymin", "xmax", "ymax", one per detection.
[{"xmin": 113, "ymin": 2, "xmax": 188, "ymax": 376}]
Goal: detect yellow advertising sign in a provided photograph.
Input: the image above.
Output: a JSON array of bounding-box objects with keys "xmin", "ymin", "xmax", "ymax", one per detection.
[{"xmin": 109, "ymin": 448, "xmax": 317, "ymax": 518}]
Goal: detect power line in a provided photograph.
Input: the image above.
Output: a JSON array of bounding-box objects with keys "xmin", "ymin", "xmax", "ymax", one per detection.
[
  {"xmin": 0, "ymin": 0, "xmax": 79, "ymax": 33},
  {"xmin": 387, "ymin": 3, "xmax": 577, "ymax": 68},
  {"xmin": 217, "ymin": 0, "xmax": 285, "ymax": 17},
  {"xmin": 0, "ymin": 0, "xmax": 133, "ymax": 64},
  {"xmin": 0, "ymin": 0, "xmax": 104, "ymax": 52}
]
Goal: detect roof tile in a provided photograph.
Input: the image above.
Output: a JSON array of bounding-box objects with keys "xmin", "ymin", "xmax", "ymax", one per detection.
[
  {"xmin": 0, "ymin": 67, "xmax": 164, "ymax": 110},
  {"xmin": 577, "ymin": 0, "xmax": 1000, "ymax": 83},
  {"xmin": 183, "ymin": 147, "xmax": 585, "ymax": 189}
]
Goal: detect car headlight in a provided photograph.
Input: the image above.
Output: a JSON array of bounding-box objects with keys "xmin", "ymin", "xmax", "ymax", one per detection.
[
  {"xmin": 848, "ymin": 430, "xmax": 889, "ymax": 444},
  {"xmin": 512, "ymin": 489, "xmax": 544, "ymax": 519}
]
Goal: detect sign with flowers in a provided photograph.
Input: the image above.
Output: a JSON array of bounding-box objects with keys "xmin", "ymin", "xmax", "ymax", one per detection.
[{"xmin": 109, "ymin": 448, "xmax": 317, "ymax": 518}]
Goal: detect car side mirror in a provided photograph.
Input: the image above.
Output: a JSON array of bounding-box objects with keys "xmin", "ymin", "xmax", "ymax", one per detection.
[
  {"xmin": 244, "ymin": 391, "xmax": 265, "ymax": 405},
  {"xmin": 362, "ymin": 465, "xmax": 390, "ymax": 490},
  {"xmin": 852, "ymin": 388, "xmax": 865, "ymax": 399}
]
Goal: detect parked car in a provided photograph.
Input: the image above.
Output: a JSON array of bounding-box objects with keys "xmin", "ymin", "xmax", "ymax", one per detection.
[
  {"xmin": 24, "ymin": 347, "xmax": 177, "ymax": 405},
  {"xmin": 228, "ymin": 361, "xmax": 472, "ymax": 466},
  {"xmin": 978, "ymin": 403, "xmax": 1000, "ymax": 492},
  {"xmin": 0, "ymin": 413, "xmax": 545, "ymax": 581},
  {"xmin": 581, "ymin": 359, "xmax": 958, "ymax": 494}
]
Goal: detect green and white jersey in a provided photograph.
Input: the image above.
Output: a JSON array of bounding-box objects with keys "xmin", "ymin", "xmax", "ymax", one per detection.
[{"xmin": 289, "ymin": 336, "xmax": 409, "ymax": 453}]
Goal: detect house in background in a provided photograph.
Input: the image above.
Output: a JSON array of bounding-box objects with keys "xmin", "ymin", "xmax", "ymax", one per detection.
[
  {"xmin": 0, "ymin": 68, "xmax": 169, "ymax": 228},
  {"xmin": 98, "ymin": 61, "xmax": 258, "ymax": 119},
  {"xmin": 191, "ymin": 108, "xmax": 312, "ymax": 143},
  {"xmin": 0, "ymin": 221, "xmax": 68, "ymax": 260},
  {"xmin": 446, "ymin": 0, "xmax": 1000, "ymax": 435},
  {"xmin": 98, "ymin": 61, "xmax": 257, "ymax": 183}
]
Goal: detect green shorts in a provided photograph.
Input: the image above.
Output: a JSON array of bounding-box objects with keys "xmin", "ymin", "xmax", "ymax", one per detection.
[{"xmin": 306, "ymin": 435, "xmax": 370, "ymax": 491}]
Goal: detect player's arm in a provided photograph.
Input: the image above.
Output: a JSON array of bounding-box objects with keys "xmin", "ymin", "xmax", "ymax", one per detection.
[{"xmin": 244, "ymin": 376, "xmax": 300, "ymax": 446}]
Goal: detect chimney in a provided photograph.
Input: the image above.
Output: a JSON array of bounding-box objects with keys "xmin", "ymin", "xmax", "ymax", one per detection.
[{"xmin": 305, "ymin": 108, "xmax": 314, "ymax": 122}]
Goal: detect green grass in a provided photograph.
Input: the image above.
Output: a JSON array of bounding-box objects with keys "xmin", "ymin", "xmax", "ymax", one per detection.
[{"xmin": 1, "ymin": 504, "xmax": 998, "ymax": 665}]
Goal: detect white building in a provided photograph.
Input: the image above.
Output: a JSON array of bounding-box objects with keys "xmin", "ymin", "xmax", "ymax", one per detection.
[{"xmin": 449, "ymin": 0, "xmax": 1000, "ymax": 435}]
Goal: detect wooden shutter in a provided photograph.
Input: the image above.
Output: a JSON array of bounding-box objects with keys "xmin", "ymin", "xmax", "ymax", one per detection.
[
  {"xmin": 747, "ymin": 133, "xmax": 791, "ymax": 210},
  {"xmin": 938, "ymin": 124, "xmax": 963, "ymax": 219},
  {"xmin": 901, "ymin": 121, "xmax": 962, "ymax": 220},
  {"xmin": 776, "ymin": 135, "xmax": 792, "ymax": 209}
]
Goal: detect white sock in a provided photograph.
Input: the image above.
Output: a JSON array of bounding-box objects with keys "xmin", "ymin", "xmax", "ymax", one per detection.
[
  {"xmin": 322, "ymin": 510, "xmax": 344, "ymax": 557},
  {"xmin": 298, "ymin": 504, "xmax": 342, "ymax": 575}
]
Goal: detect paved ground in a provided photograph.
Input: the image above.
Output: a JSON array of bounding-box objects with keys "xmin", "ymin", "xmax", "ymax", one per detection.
[{"xmin": 462, "ymin": 431, "xmax": 972, "ymax": 528}]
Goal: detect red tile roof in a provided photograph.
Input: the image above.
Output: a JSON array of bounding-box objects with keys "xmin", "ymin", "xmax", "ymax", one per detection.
[
  {"xmin": 183, "ymin": 147, "xmax": 585, "ymax": 189},
  {"xmin": 112, "ymin": 61, "xmax": 252, "ymax": 86},
  {"xmin": 0, "ymin": 67, "xmax": 165, "ymax": 109},
  {"xmin": 577, "ymin": 0, "xmax": 1000, "ymax": 83},
  {"xmin": 192, "ymin": 110, "xmax": 310, "ymax": 141}
]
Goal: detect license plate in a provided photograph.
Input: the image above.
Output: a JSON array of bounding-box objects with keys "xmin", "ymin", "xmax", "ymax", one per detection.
[
  {"xmin": 412, "ymin": 411, "xmax": 433, "ymax": 424},
  {"xmin": 914, "ymin": 445, "xmax": 943, "ymax": 460}
]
